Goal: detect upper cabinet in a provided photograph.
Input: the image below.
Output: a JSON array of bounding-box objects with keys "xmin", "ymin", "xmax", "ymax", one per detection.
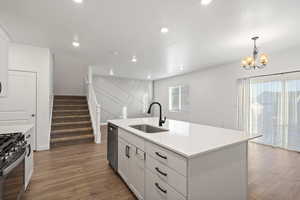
[{"xmin": 0, "ymin": 28, "xmax": 9, "ymax": 97}]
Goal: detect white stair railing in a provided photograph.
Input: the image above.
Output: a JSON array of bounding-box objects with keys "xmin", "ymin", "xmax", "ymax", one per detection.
[{"xmin": 86, "ymin": 68, "xmax": 101, "ymax": 144}]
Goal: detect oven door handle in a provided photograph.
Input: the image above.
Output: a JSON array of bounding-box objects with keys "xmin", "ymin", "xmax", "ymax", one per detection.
[
  {"xmin": 27, "ymin": 144, "xmax": 31, "ymax": 157},
  {"xmin": 2, "ymin": 151, "xmax": 26, "ymax": 176}
]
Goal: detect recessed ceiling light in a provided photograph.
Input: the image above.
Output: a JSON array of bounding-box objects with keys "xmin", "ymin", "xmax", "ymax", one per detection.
[
  {"xmin": 201, "ymin": 0, "xmax": 212, "ymax": 6},
  {"xmin": 72, "ymin": 41, "xmax": 80, "ymax": 47},
  {"xmin": 180, "ymin": 66, "xmax": 184, "ymax": 71},
  {"xmin": 160, "ymin": 27, "xmax": 169, "ymax": 34},
  {"xmin": 147, "ymin": 75, "xmax": 151, "ymax": 79},
  {"xmin": 73, "ymin": 0, "xmax": 83, "ymax": 3},
  {"xmin": 109, "ymin": 69, "xmax": 114, "ymax": 76},
  {"xmin": 131, "ymin": 56, "xmax": 137, "ymax": 63}
]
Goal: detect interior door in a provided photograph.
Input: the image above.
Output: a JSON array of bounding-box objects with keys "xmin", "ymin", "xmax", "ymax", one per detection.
[
  {"xmin": 0, "ymin": 32, "xmax": 8, "ymax": 97},
  {"xmin": 0, "ymin": 70, "xmax": 37, "ymax": 150}
]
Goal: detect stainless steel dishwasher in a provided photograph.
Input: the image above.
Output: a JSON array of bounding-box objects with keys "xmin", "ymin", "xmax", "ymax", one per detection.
[{"xmin": 107, "ymin": 123, "xmax": 118, "ymax": 171}]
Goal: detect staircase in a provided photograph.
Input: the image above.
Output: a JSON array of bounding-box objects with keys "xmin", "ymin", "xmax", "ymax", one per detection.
[{"xmin": 51, "ymin": 96, "xmax": 94, "ymax": 148}]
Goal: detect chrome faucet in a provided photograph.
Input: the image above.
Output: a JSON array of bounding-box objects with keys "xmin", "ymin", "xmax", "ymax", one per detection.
[{"xmin": 147, "ymin": 102, "xmax": 166, "ymax": 127}]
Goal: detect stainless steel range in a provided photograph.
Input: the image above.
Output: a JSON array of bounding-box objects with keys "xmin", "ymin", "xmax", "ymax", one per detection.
[{"xmin": 0, "ymin": 133, "xmax": 26, "ymax": 200}]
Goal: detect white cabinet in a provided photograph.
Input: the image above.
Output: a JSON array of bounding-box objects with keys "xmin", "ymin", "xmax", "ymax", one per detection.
[
  {"xmin": 118, "ymin": 133, "xmax": 145, "ymax": 200},
  {"xmin": 146, "ymin": 155, "xmax": 187, "ymax": 196},
  {"xmin": 118, "ymin": 128, "xmax": 185, "ymax": 200},
  {"xmin": 118, "ymin": 138, "xmax": 131, "ymax": 184},
  {"xmin": 0, "ymin": 31, "xmax": 9, "ymax": 97},
  {"xmin": 145, "ymin": 141, "xmax": 187, "ymax": 176},
  {"xmin": 113, "ymin": 122, "xmax": 248, "ymax": 200},
  {"xmin": 130, "ymin": 147, "xmax": 145, "ymax": 199},
  {"xmin": 24, "ymin": 127, "xmax": 34, "ymax": 190},
  {"xmin": 145, "ymin": 169, "xmax": 185, "ymax": 200}
]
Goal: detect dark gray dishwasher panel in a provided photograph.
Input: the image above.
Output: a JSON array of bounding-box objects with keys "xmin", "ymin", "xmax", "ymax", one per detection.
[{"xmin": 107, "ymin": 123, "xmax": 118, "ymax": 171}]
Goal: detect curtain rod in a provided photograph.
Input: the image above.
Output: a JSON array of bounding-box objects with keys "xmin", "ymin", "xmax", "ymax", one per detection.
[{"xmin": 243, "ymin": 70, "xmax": 300, "ymax": 80}]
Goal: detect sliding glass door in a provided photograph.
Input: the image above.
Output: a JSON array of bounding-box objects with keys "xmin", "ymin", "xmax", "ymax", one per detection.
[
  {"xmin": 241, "ymin": 72, "xmax": 300, "ymax": 151},
  {"xmin": 285, "ymin": 78, "xmax": 300, "ymax": 151},
  {"xmin": 249, "ymin": 77, "xmax": 284, "ymax": 147}
]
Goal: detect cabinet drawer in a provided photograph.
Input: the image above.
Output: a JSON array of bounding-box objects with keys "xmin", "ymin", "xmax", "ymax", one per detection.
[
  {"xmin": 146, "ymin": 155, "xmax": 186, "ymax": 196},
  {"xmin": 119, "ymin": 128, "xmax": 145, "ymax": 151},
  {"xmin": 146, "ymin": 169, "xmax": 186, "ymax": 200},
  {"xmin": 146, "ymin": 142, "xmax": 187, "ymax": 176}
]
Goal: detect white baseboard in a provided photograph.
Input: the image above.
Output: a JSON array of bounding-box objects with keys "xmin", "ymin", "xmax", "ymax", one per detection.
[
  {"xmin": 94, "ymin": 136, "xmax": 101, "ymax": 144},
  {"xmin": 36, "ymin": 145, "xmax": 50, "ymax": 151}
]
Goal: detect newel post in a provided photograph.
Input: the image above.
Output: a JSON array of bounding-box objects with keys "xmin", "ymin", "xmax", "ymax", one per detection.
[{"xmin": 95, "ymin": 104, "xmax": 101, "ymax": 144}]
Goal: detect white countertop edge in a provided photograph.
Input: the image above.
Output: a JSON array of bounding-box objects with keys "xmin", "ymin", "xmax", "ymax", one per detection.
[
  {"xmin": 0, "ymin": 124, "xmax": 34, "ymax": 134},
  {"xmin": 184, "ymin": 134, "xmax": 262, "ymax": 158},
  {"xmin": 110, "ymin": 119, "xmax": 261, "ymax": 159}
]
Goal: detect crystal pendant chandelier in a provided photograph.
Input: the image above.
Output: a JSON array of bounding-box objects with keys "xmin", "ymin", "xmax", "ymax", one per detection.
[{"xmin": 241, "ymin": 36, "xmax": 268, "ymax": 70}]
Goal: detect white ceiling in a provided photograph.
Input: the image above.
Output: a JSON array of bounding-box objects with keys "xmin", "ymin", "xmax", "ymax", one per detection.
[{"xmin": 1, "ymin": 0, "xmax": 300, "ymax": 80}]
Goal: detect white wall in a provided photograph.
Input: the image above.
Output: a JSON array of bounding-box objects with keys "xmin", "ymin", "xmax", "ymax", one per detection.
[
  {"xmin": 54, "ymin": 52, "xmax": 88, "ymax": 96},
  {"xmin": 154, "ymin": 46, "xmax": 300, "ymax": 129},
  {"xmin": 49, "ymin": 53, "xmax": 54, "ymax": 125},
  {"xmin": 93, "ymin": 75, "xmax": 153, "ymax": 123},
  {"xmin": 0, "ymin": 25, "xmax": 10, "ymax": 97},
  {"xmin": 9, "ymin": 43, "xmax": 53, "ymax": 150}
]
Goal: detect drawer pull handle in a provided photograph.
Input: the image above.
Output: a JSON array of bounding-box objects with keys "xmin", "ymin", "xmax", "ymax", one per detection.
[
  {"xmin": 155, "ymin": 167, "xmax": 167, "ymax": 176},
  {"xmin": 125, "ymin": 145, "xmax": 130, "ymax": 158},
  {"xmin": 155, "ymin": 182, "xmax": 167, "ymax": 194},
  {"xmin": 155, "ymin": 152, "xmax": 167, "ymax": 160},
  {"xmin": 27, "ymin": 144, "xmax": 31, "ymax": 157}
]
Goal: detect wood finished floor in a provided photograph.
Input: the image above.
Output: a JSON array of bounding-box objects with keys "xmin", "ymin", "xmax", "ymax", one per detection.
[{"xmin": 22, "ymin": 126, "xmax": 300, "ymax": 200}]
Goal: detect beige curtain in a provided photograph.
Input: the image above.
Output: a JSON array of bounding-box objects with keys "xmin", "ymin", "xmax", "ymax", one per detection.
[
  {"xmin": 238, "ymin": 72, "xmax": 300, "ymax": 151},
  {"xmin": 237, "ymin": 78, "xmax": 250, "ymax": 132}
]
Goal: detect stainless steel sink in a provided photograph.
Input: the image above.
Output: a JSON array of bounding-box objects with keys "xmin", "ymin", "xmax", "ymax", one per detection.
[{"xmin": 130, "ymin": 124, "xmax": 168, "ymax": 133}]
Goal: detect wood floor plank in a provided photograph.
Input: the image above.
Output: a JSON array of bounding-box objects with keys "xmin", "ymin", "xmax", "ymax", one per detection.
[
  {"xmin": 23, "ymin": 126, "xmax": 136, "ymax": 200},
  {"xmin": 22, "ymin": 126, "xmax": 300, "ymax": 200}
]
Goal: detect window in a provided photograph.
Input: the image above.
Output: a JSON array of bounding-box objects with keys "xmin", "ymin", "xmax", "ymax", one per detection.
[
  {"xmin": 169, "ymin": 86, "xmax": 181, "ymax": 112},
  {"xmin": 169, "ymin": 85, "xmax": 189, "ymax": 112},
  {"xmin": 238, "ymin": 72, "xmax": 300, "ymax": 151}
]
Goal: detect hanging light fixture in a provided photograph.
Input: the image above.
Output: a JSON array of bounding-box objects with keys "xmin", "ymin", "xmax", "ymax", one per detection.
[{"xmin": 241, "ymin": 36, "xmax": 268, "ymax": 70}]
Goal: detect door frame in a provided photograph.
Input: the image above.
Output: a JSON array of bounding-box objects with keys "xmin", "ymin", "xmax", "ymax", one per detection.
[{"xmin": 8, "ymin": 69, "xmax": 38, "ymax": 150}]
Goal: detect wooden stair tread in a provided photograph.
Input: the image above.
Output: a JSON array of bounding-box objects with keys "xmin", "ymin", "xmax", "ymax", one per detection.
[
  {"xmin": 54, "ymin": 106, "xmax": 88, "ymax": 111},
  {"xmin": 54, "ymin": 99, "xmax": 87, "ymax": 102},
  {"xmin": 54, "ymin": 97, "xmax": 86, "ymax": 99},
  {"xmin": 52, "ymin": 114, "xmax": 90, "ymax": 119},
  {"xmin": 55, "ymin": 95, "xmax": 86, "ymax": 99},
  {"xmin": 51, "ymin": 134, "xmax": 94, "ymax": 143},
  {"xmin": 52, "ymin": 121, "xmax": 91, "ymax": 126},
  {"xmin": 54, "ymin": 99, "xmax": 87, "ymax": 103},
  {"xmin": 52, "ymin": 127, "xmax": 92, "ymax": 134},
  {"xmin": 54, "ymin": 104, "xmax": 87, "ymax": 107},
  {"xmin": 53, "ymin": 109, "xmax": 88, "ymax": 112},
  {"xmin": 51, "ymin": 95, "xmax": 92, "ymax": 147}
]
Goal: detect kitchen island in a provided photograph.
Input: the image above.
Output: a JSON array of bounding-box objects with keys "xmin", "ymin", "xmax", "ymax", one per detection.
[{"xmin": 108, "ymin": 117, "xmax": 260, "ymax": 200}]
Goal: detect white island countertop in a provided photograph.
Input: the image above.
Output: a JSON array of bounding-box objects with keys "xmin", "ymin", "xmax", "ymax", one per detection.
[
  {"xmin": 108, "ymin": 118, "xmax": 261, "ymax": 158},
  {"xmin": 0, "ymin": 124, "xmax": 34, "ymax": 135}
]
